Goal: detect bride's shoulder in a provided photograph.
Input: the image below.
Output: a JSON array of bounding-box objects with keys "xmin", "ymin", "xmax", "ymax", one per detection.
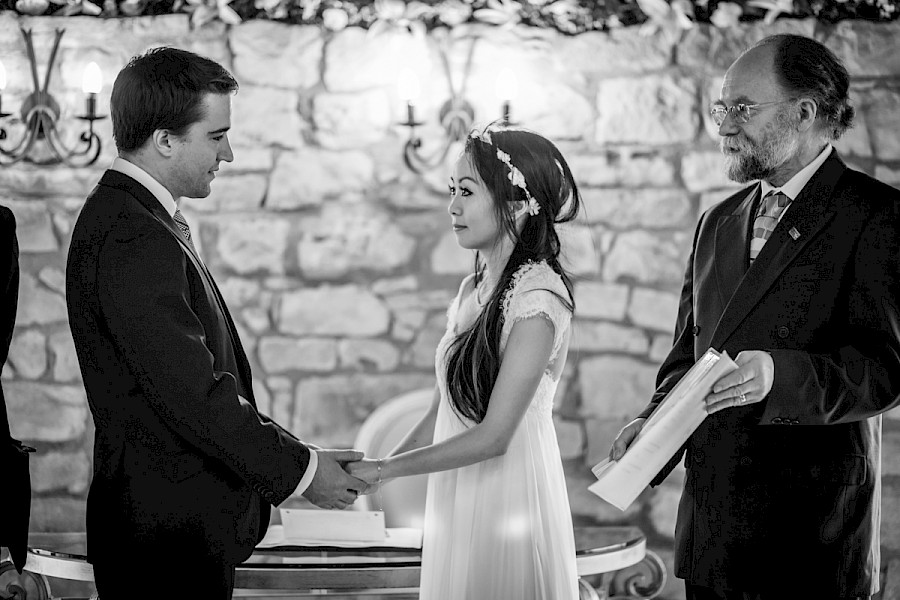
[{"xmin": 507, "ymin": 260, "xmax": 565, "ymax": 294}]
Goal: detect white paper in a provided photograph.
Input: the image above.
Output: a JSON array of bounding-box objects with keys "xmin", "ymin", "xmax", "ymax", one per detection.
[
  {"xmin": 280, "ymin": 508, "xmax": 386, "ymax": 544},
  {"xmin": 588, "ymin": 348, "xmax": 738, "ymax": 511},
  {"xmin": 257, "ymin": 524, "xmax": 423, "ymax": 549}
]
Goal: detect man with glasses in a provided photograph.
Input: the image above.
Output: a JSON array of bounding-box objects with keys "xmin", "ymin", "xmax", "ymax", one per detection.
[{"xmin": 610, "ymin": 34, "xmax": 900, "ymax": 600}]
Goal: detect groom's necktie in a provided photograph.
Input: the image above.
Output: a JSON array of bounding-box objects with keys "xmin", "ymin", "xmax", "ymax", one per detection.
[
  {"xmin": 749, "ymin": 191, "xmax": 791, "ymax": 262},
  {"xmin": 172, "ymin": 209, "xmax": 197, "ymax": 252}
]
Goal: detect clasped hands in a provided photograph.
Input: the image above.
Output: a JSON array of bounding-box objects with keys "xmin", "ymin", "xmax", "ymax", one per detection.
[{"xmin": 301, "ymin": 449, "xmax": 386, "ymax": 511}]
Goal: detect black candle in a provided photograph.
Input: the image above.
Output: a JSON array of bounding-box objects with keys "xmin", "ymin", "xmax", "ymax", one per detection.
[
  {"xmin": 406, "ymin": 101, "xmax": 415, "ymax": 125},
  {"xmin": 86, "ymin": 93, "xmax": 97, "ymax": 119}
]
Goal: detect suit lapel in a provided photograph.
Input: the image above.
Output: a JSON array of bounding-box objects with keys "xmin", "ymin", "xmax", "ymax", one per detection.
[
  {"xmin": 713, "ymin": 184, "xmax": 760, "ymax": 311},
  {"xmin": 98, "ymin": 171, "xmax": 255, "ymax": 401},
  {"xmin": 709, "ymin": 151, "xmax": 845, "ymax": 350}
]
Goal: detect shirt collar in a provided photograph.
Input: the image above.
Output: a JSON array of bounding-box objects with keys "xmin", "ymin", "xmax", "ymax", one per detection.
[
  {"xmin": 760, "ymin": 143, "xmax": 833, "ymax": 201},
  {"xmin": 110, "ymin": 157, "xmax": 178, "ymax": 218}
]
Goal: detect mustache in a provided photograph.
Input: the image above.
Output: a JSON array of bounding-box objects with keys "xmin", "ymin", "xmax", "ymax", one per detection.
[{"xmin": 721, "ymin": 134, "xmax": 754, "ymax": 154}]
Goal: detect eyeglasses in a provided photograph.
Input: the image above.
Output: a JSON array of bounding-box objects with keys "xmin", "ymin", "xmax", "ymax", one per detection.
[{"xmin": 709, "ymin": 99, "xmax": 796, "ymax": 126}]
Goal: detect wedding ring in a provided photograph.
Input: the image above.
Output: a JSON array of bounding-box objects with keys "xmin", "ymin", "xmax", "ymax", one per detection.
[{"xmin": 738, "ymin": 392, "xmax": 747, "ymax": 404}]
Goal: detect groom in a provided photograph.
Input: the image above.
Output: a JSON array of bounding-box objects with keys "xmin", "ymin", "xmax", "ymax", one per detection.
[{"xmin": 66, "ymin": 47, "xmax": 366, "ymax": 599}]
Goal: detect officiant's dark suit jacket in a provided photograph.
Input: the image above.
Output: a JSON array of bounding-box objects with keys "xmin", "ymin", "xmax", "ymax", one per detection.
[
  {"xmin": 642, "ymin": 150, "xmax": 900, "ymax": 597},
  {"xmin": 0, "ymin": 205, "xmax": 32, "ymax": 573},
  {"xmin": 66, "ymin": 170, "xmax": 310, "ymax": 567}
]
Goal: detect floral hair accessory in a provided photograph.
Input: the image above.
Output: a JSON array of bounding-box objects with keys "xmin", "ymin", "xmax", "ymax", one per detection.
[
  {"xmin": 495, "ymin": 149, "xmax": 540, "ymax": 216},
  {"xmin": 470, "ymin": 129, "xmax": 493, "ymax": 145}
]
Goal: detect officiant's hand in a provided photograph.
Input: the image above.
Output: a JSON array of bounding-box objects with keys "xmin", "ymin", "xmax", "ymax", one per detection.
[
  {"xmin": 609, "ymin": 418, "xmax": 646, "ymax": 461},
  {"xmin": 346, "ymin": 459, "xmax": 383, "ymax": 495},
  {"xmin": 302, "ymin": 449, "xmax": 368, "ymax": 510},
  {"xmin": 705, "ymin": 350, "xmax": 774, "ymax": 414}
]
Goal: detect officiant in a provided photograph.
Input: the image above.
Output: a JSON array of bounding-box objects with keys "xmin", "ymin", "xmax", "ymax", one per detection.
[
  {"xmin": 610, "ymin": 33, "xmax": 900, "ymax": 600},
  {"xmin": 0, "ymin": 205, "xmax": 33, "ymax": 574}
]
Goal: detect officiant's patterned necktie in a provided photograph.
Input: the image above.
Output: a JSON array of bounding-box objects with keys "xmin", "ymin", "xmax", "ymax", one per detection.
[
  {"xmin": 172, "ymin": 209, "xmax": 197, "ymax": 252},
  {"xmin": 749, "ymin": 191, "xmax": 791, "ymax": 262}
]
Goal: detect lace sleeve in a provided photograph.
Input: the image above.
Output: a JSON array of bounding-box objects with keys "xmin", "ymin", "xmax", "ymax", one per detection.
[{"xmin": 501, "ymin": 263, "xmax": 572, "ymax": 361}]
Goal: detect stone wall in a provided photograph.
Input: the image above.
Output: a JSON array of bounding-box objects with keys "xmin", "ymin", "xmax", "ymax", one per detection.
[{"xmin": 2, "ymin": 12, "xmax": 900, "ymax": 598}]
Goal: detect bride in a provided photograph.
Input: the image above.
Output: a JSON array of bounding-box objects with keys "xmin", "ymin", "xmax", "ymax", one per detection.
[{"xmin": 349, "ymin": 125, "xmax": 583, "ymax": 599}]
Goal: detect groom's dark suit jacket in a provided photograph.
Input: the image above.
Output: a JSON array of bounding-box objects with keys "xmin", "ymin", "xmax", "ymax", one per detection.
[
  {"xmin": 66, "ymin": 170, "xmax": 309, "ymax": 566},
  {"xmin": 643, "ymin": 150, "xmax": 900, "ymax": 596}
]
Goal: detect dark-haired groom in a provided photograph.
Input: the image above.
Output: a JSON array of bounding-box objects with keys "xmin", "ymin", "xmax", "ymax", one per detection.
[{"xmin": 66, "ymin": 47, "xmax": 366, "ymax": 599}]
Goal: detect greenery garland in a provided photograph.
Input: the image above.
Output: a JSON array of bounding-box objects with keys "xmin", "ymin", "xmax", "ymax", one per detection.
[{"xmin": 1, "ymin": 0, "xmax": 897, "ymax": 32}]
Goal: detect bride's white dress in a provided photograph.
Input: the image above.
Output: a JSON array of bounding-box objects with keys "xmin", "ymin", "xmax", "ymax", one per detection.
[{"xmin": 419, "ymin": 260, "xmax": 579, "ymax": 600}]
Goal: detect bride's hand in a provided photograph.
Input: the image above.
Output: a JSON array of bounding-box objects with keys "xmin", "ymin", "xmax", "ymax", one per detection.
[{"xmin": 346, "ymin": 458, "xmax": 382, "ymax": 495}]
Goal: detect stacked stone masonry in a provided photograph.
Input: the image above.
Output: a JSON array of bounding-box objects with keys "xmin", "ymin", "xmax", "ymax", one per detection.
[{"xmin": 2, "ymin": 12, "xmax": 900, "ymax": 598}]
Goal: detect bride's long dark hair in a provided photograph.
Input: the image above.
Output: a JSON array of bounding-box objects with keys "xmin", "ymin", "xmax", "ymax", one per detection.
[{"xmin": 445, "ymin": 127, "xmax": 582, "ymax": 424}]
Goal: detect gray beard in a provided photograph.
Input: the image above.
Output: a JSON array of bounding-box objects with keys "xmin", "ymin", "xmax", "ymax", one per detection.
[{"xmin": 723, "ymin": 120, "xmax": 799, "ymax": 183}]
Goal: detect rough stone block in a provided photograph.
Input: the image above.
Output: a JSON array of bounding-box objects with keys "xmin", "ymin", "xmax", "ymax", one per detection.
[
  {"xmin": 314, "ymin": 90, "xmax": 393, "ymax": 150},
  {"xmin": 582, "ymin": 188, "xmax": 693, "ymax": 229},
  {"xmin": 558, "ymin": 222, "xmax": 601, "ymax": 276},
  {"xmin": 554, "ymin": 415, "xmax": 585, "ymax": 461},
  {"xmin": 338, "ymin": 339, "xmax": 401, "ymax": 373},
  {"xmin": 29, "ymin": 497, "xmax": 87, "ymax": 533},
  {"xmin": 875, "ymin": 165, "xmax": 900, "ymax": 187},
  {"xmin": 4, "ymin": 199, "xmax": 58, "ymax": 252},
  {"xmin": 214, "ymin": 216, "xmax": 290, "ymax": 276},
  {"xmin": 196, "ymin": 174, "xmax": 268, "ymax": 213},
  {"xmin": 824, "ymin": 20, "xmax": 900, "ymax": 78},
  {"xmin": 278, "ymin": 284, "xmax": 390, "ymax": 336},
  {"xmin": 258, "ymin": 337, "xmax": 338, "ymax": 374},
  {"xmin": 569, "ymin": 151, "xmax": 677, "ymax": 188},
  {"xmin": 430, "ymin": 231, "xmax": 472, "ymax": 275},
  {"xmin": 570, "ymin": 321, "xmax": 649, "ymax": 355},
  {"xmin": 681, "ymin": 151, "xmax": 736, "ymax": 192},
  {"xmin": 7, "ymin": 329, "xmax": 47, "ymax": 379},
  {"xmin": 628, "ymin": 287, "xmax": 680, "ymax": 333},
  {"xmin": 595, "ymin": 75, "xmax": 698, "ymax": 146},
  {"xmin": 558, "ymin": 28, "xmax": 673, "ymax": 77},
  {"xmin": 31, "ymin": 450, "xmax": 91, "ymax": 494},
  {"xmin": 882, "ymin": 478, "xmax": 900, "ymax": 550},
  {"xmin": 580, "ymin": 357, "xmax": 658, "ymax": 420},
  {"xmin": 267, "ymin": 148, "xmax": 374, "ymax": 209},
  {"xmin": 884, "ymin": 429, "xmax": 900, "ymax": 477},
  {"xmin": 574, "ymin": 281, "xmax": 629, "ymax": 320},
  {"xmin": 405, "ymin": 313, "xmax": 447, "ymax": 369},
  {"xmin": 5, "ymin": 382, "xmax": 87, "ymax": 442},
  {"xmin": 297, "ymin": 203, "xmax": 416, "ymax": 278},
  {"xmin": 867, "ymin": 89, "xmax": 900, "ymax": 161},
  {"xmin": 678, "ymin": 20, "xmax": 815, "ymax": 73},
  {"xmin": 232, "ymin": 22, "xmax": 323, "ymax": 89},
  {"xmin": 16, "ymin": 272, "xmax": 68, "ymax": 326},
  {"xmin": 603, "ymin": 230, "xmax": 691, "ymax": 286},
  {"xmin": 293, "ymin": 373, "xmax": 435, "ymax": 447},
  {"xmin": 324, "ymin": 27, "xmax": 432, "ymax": 92},
  {"xmin": 231, "ymin": 86, "xmax": 306, "ymax": 149},
  {"xmin": 48, "ymin": 329, "xmax": 80, "ymax": 383}
]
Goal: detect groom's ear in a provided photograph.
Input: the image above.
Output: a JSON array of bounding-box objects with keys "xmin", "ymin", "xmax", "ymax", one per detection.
[{"xmin": 151, "ymin": 129, "xmax": 177, "ymax": 158}]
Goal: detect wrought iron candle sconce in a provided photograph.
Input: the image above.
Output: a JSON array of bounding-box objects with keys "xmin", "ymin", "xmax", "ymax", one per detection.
[{"xmin": 0, "ymin": 28, "xmax": 105, "ymax": 167}]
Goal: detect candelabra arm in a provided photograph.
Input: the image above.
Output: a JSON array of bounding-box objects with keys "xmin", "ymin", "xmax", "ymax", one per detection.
[{"xmin": 0, "ymin": 117, "xmax": 41, "ymax": 166}]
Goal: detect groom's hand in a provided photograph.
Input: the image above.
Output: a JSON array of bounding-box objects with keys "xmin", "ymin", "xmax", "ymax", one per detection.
[
  {"xmin": 609, "ymin": 418, "xmax": 646, "ymax": 461},
  {"xmin": 302, "ymin": 449, "xmax": 367, "ymax": 510},
  {"xmin": 346, "ymin": 459, "xmax": 382, "ymax": 495}
]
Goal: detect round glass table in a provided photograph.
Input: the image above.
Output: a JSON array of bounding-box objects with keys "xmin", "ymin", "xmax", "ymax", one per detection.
[{"xmin": 0, "ymin": 526, "xmax": 665, "ymax": 599}]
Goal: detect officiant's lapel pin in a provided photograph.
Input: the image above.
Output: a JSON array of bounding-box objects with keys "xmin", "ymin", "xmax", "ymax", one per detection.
[{"xmin": 789, "ymin": 227, "xmax": 801, "ymax": 240}]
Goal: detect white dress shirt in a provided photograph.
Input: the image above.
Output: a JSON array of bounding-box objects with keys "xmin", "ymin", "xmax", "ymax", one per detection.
[
  {"xmin": 108, "ymin": 157, "xmax": 318, "ymax": 496},
  {"xmin": 759, "ymin": 143, "xmax": 833, "ymax": 225}
]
